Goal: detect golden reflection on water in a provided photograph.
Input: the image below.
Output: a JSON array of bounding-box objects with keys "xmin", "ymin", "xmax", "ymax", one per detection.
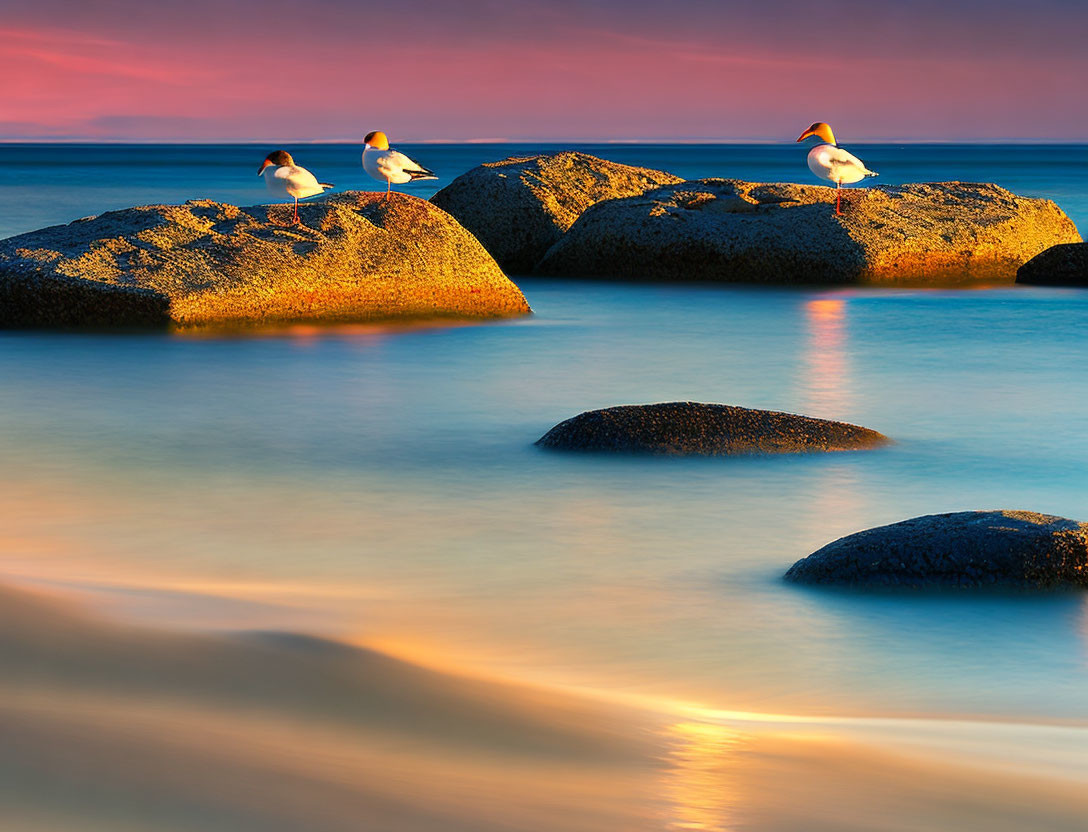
[
  {"xmin": 798, "ymin": 295, "xmax": 871, "ymax": 538},
  {"xmin": 802, "ymin": 297, "xmax": 850, "ymax": 418},
  {"xmin": 1080, "ymin": 597, "xmax": 1088, "ymax": 666},
  {"xmin": 174, "ymin": 317, "xmax": 482, "ymax": 341},
  {"xmin": 662, "ymin": 721, "xmax": 747, "ymax": 832}
]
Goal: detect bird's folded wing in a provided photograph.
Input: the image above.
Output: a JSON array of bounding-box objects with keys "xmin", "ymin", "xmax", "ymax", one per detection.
[
  {"xmin": 826, "ymin": 147, "xmax": 867, "ymax": 171},
  {"xmin": 283, "ymin": 166, "xmax": 321, "ymax": 190},
  {"xmin": 384, "ymin": 150, "xmax": 433, "ymax": 176}
]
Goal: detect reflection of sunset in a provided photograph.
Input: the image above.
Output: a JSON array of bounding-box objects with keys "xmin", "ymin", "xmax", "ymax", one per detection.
[
  {"xmin": 177, "ymin": 318, "xmax": 478, "ymax": 342},
  {"xmin": 801, "ymin": 297, "xmax": 850, "ymax": 418},
  {"xmin": 1080, "ymin": 598, "xmax": 1088, "ymax": 667},
  {"xmin": 807, "ymin": 298, "xmax": 846, "ymax": 321},
  {"xmin": 662, "ymin": 721, "xmax": 746, "ymax": 832},
  {"xmin": 799, "ymin": 296, "xmax": 867, "ymax": 536}
]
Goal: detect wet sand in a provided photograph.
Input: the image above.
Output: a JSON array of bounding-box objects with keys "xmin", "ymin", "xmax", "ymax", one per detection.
[
  {"xmin": 4, "ymin": 582, "xmax": 1088, "ymax": 832},
  {"xmin": 0, "ymin": 583, "xmax": 661, "ymax": 832}
]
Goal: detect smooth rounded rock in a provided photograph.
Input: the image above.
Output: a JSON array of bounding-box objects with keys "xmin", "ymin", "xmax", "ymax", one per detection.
[
  {"xmin": 785, "ymin": 510, "xmax": 1088, "ymax": 589},
  {"xmin": 535, "ymin": 402, "xmax": 888, "ymax": 456},
  {"xmin": 0, "ymin": 192, "xmax": 531, "ymax": 329},
  {"xmin": 536, "ymin": 179, "xmax": 1081, "ymax": 284},
  {"xmin": 1016, "ymin": 242, "xmax": 1088, "ymax": 286},
  {"xmin": 431, "ymin": 152, "xmax": 682, "ymax": 273}
]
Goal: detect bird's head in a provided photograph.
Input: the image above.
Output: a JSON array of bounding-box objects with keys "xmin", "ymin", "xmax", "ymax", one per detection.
[
  {"xmin": 796, "ymin": 122, "xmax": 837, "ymax": 146},
  {"xmin": 258, "ymin": 150, "xmax": 294, "ymax": 174},
  {"xmin": 363, "ymin": 131, "xmax": 390, "ymax": 151}
]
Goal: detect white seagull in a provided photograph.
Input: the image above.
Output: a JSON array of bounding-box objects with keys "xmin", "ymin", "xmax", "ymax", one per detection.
[
  {"xmin": 796, "ymin": 123, "xmax": 877, "ymax": 215},
  {"xmin": 362, "ymin": 131, "xmax": 437, "ymax": 199},
  {"xmin": 257, "ymin": 150, "xmax": 334, "ymax": 225}
]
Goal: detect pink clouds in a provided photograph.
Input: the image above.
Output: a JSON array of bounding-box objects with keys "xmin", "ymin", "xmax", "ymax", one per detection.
[
  {"xmin": 1, "ymin": 2, "xmax": 1086, "ymax": 141},
  {"xmin": 1, "ymin": 25, "xmax": 222, "ymax": 138}
]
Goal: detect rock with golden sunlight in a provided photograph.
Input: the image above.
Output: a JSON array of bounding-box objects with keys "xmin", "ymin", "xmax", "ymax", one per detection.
[
  {"xmin": 431, "ymin": 152, "xmax": 682, "ymax": 273},
  {"xmin": 535, "ymin": 179, "xmax": 1082, "ymax": 284},
  {"xmin": 0, "ymin": 193, "xmax": 530, "ymax": 329},
  {"xmin": 786, "ymin": 510, "xmax": 1088, "ymax": 589},
  {"xmin": 536, "ymin": 402, "xmax": 889, "ymax": 456}
]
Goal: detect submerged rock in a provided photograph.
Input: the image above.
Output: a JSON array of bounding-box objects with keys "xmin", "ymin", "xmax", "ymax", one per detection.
[
  {"xmin": 785, "ymin": 510, "xmax": 1088, "ymax": 589},
  {"xmin": 1016, "ymin": 242, "xmax": 1088, "ymax": 286},
  {"xmin": 535, "ymin": 402, "xmax": 888, "ymax": 456},
  {"xmin": 536, "ymin": 179, "xmax": 1081, "ymax": 284},
  {"xmin": 431, "ymin": 152, "xmax": 682, "ymax": 273},
  {"xmin": 0, "ymin": 192, "xmax": 530, "ymax": 329}
]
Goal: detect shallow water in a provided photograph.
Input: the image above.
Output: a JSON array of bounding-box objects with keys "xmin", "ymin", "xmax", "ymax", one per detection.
[
  {"xmin": 3, "ymin": 281, "xmax": 1088, "ymax": 722},
  {"xmin": 2, "ymin": 144, "xmax": 1088, "ymax": 829}
]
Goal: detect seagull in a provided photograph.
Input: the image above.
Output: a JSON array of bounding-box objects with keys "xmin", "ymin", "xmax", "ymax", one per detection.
[
  {"xmin": 257, "ymin": 150, "xmax": 333, "ymax": 225},
  {"xmin": 362, "ymin": 131, "xmax": 437, "ymax": 199},
  {"xmin": 796, "ymin": 123, "xmax": 877, "ymax": 215}
]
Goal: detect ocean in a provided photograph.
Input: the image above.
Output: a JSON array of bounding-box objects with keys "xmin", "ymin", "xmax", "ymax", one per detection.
[
  {"xmin": 1, "ymin": 142, "xmax": 1085, "ymax": 239},
  {"xmin": 1, "ymin": 143, "xmax": 1087, "ymax": 831}
]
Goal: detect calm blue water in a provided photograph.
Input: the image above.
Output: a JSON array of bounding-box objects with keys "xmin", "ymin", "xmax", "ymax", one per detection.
[
  {"xmin": 0, "ymin": 143, "xmax": 1085, "ymax": 239},
  {"xmin": 1, "ymin": 145, "xmax": 1088, "ymax": 725}
]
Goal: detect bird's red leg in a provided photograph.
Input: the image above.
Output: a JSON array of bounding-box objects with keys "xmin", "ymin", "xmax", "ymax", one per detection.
[
  {"xmin": 293, "ymin": 197, "xmax": 300, "ymax": 225},
  {"xmin": 386, "ymin": 180, "xmax": 391, "ymax": 201},
  {"xmin": 836, "ymin": 181, "xmax": 842, "ymax": 216}
]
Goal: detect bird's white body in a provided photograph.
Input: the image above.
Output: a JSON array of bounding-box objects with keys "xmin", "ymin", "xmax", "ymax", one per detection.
[
  {"xmin": 806, "ymin": 144, "xmax": 875, "ymax": 185},
  {"xmin": 362, "ymin": 147, "xmax": 436, "ymax": 186},
  {"xmin": 262, "ymin": 164, "xmax": 328, "ymax": 199}
]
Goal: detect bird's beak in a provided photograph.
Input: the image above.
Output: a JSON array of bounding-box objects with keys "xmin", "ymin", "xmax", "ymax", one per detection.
[
  {"xmin": 257, "ymin": 159, "xmax": 272, "ymax": 175},
  {"xmin": 798, "ymin": 124, "xmax": 836, "ymax": 145}
]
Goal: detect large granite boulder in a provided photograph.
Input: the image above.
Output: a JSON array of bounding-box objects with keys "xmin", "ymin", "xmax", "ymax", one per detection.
[
  {"xmin": 536, "ymin": 402, "xmax": 888, "ymax": 456},
  {"xmin": 0, "ymin": 192, "xmax": 531, "ymax": 329},
  {"xmin": 536, "ymin": 179, "xmax": 1081, "ymax": 284},
  {"xmin": 785, "ymin": 510, "xmax": 1088, "ymax": 589},
  {"xmin": 431, "ymin": 152, "xmax": 682, "ymax": 273},
  {"xmin": 1016, "ymin": 242, "xmax": 1088, "ymax": 286}
]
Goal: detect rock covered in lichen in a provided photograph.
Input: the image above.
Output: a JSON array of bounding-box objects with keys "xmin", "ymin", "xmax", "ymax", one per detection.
[
  {"xmin": 0, "ymin": 192, "xmax": 530, "ymax": 328},
  {"xmin": 1016, "ymin": 242, "xmax": 1088, "ymax": 286},
  {"xmin": 536, "ymin": 402, "xmax": 888, "ymax": 456},
  {"xmin": 785, "ymin": 510, "xmax": 1088, "ymax": 589},
  {"xmin": 536, "ymin": 179, "xmax": 1081, "ymax": 284},
  {"xmin": 431, "ymin": 152, "xmax": 682, "ymax": 273}
]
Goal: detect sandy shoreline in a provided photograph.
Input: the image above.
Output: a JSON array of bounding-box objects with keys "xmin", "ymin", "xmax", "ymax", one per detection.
[
  {"xmin": 0, "ymin": 582, "xmax": 658, "ymax": 831},
  {"xmin": 4, "ymin": 581, "xmax": 1088, "ymax": 831}
]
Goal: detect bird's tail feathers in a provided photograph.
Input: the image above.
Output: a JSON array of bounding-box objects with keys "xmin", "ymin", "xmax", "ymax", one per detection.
[
  {"xmin": 407, "ymin": 168, "xmax": 438, "ymax": 181},
  {"xmin": 320, "ymin": 182, "xmax": 335, "ymax": 189},
  {"xmin": 865, "ymin": 171, "xmax": 879, "ymax": 178}
]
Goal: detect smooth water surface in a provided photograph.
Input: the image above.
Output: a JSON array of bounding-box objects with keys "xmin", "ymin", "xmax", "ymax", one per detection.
[{"xmin": 2, "ymin": 280, "xmax": 1088, "ymax": 722}]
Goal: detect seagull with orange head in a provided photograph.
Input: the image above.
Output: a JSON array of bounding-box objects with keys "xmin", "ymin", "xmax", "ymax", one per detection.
[
  {"xmin": 362, "ymin": 131, "xmax": 437, "ymax": 199},
  {"xmin": 257, "ymin": 150, "xmax": 333, "ymax": 225},
  {"xmin": 796, "ymin": 123, "xmax": 877, "ymax": 215}
]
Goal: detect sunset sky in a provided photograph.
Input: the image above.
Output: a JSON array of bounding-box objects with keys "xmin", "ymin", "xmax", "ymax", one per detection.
[{"xmin": 3, "ymin": 0, "xmax": 1086, "ymax": 142}]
